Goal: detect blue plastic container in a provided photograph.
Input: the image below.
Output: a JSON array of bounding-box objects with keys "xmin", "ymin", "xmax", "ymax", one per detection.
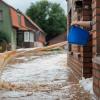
[{"xmin": 67, "ymin": 25, "xmax": 90, "ymax": 46}]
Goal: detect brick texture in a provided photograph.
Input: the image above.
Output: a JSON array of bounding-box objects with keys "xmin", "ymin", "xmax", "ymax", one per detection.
[
  {"xmin": 93, "ymin": 63, "xmax": 100, "ymax": 99},
  {"xmin": 92, "ymin": 0, "xmax": 100, "ymax": 99},
  {"xmin": 67, "ymin": 0, "xmax": 100, "ymax": 98},
  {"xmin": 67, "ymin": 0, "xmax": 93, "ymax": 78}
]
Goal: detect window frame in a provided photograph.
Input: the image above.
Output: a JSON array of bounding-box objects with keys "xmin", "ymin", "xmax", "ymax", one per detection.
[{"xmin": 24, "ymin": 31, "xmax": 30, "ymax": 42}]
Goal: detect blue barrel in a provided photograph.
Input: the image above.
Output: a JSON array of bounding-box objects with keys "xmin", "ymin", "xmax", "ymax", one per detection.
[{"xmin": 67, "ymin": 25, "xmax": 90, "ymax": 46}]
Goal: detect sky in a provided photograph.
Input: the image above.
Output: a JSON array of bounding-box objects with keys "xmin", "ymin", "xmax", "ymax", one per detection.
[{"xmin": 3, "ymin": 0, "xmax": 67, "ymax": 15}]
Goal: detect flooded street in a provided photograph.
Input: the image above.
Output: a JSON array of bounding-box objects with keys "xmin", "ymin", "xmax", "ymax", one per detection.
[{"xmin": 0, "ymin": 51, "xmax": 92, "ymax": 100}]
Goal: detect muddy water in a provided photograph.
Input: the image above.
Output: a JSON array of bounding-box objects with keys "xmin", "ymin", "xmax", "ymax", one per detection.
[{"xmin": 0, "ymin": 51, "xmax": 92, "ymax": 100}]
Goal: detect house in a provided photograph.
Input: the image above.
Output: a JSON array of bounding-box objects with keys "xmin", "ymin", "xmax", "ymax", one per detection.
[
  {"xmin": 48, "ymin": 32, "xmax": 66, "ymax": 45},
  {"xmin": 23, "ymin": 15, "xmax": 46, "ymax": 47},
  {"xmin": 0, "ymin": 0, "xmax": 45, "ymax": 52},
  {"xmin": 66, "ymin": 0, "xmax": 100, "ymax": 99}
]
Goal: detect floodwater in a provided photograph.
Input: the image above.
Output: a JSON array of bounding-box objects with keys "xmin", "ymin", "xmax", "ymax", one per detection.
[{"xmin": 0, "ymin": 51, "xmax": 92, "ymax": 100}]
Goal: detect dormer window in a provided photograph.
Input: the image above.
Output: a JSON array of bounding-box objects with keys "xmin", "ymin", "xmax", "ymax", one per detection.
[
  {"xmin": 0, "ymin": 10, "xmax": 3, "ymax": 21},
  {"xmin": 17, "ymin": 14, "xmax": 21, "ymax": 25}
]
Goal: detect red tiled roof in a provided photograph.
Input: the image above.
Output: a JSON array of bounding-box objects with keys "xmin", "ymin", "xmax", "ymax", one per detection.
[
  {"xmin": 10, "ymin": 8, "xmax": 19, "ymax": 28},
  {"xmin": 10, "ymin": 8, "xmax": 27, "ymax": 31},
  {"xmin": 1, "ymin": 0, "xmax": 44, "ymax": 33},
  {"xmin": 20, "ymin": 15, "xmax": 26, "ymax": 28},
  {"xmin": 20, "ymin": 15, "xmax": 28, "ymax": 31},
  {"xmin": 23, "ymin": 15, "xmax": 45, "ymax": 33}
]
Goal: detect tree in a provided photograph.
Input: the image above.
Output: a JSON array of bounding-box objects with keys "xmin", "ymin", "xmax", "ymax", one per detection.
[{"xmin": 26, "ymin": 0, "xmax": 67, "ymax": 41}]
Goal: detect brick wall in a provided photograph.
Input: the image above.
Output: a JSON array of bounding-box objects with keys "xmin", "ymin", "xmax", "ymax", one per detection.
[
  {"xmin": 67, "ymin": 53, "xmax": 82, "ymax": 79},
  {"xmin": 67, "ymin": 0, "xmax": 93, "ymax": 79},
  {"xmin": 92, "ymin": 0, "xmax": 100, "ymax": 99},
  {"xmin": 49, "ymin": 33, "xmax": 66, "ymax": 45},
  {"xmin": 93, "ymin": 62, "xmax": 100, "ymax": 99},
  {"xmin": 81, "ymin": 0, "xmax": 93, "ymax": 78},
  {"xmin": 67, "ymin": 0, "xmax": 100, "ymax": 98}
]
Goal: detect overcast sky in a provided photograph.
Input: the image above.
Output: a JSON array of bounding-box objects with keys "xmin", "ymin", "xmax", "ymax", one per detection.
[{"xmin": 3, "ymin": 0, "xmax": 67, "ymax": 15}]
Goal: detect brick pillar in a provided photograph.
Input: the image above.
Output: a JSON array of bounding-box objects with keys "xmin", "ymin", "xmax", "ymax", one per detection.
[
  {"xmin": 67, "ymin": 11, "xmax": 72, "ymax": 51},
  {"xmin": 92, "ymin": 0, "xmax": 100, "ymax": 99},
  {"xmin": 67, "ymin": 0, "xmax": 93, "ymax": 79},
  {"xmin": 92, "ymin": 0, "xmax": 100, "ymax": 55},
  {"xmin": 82, "ymin": 0, "xmax": 93, "ymax": 78}
]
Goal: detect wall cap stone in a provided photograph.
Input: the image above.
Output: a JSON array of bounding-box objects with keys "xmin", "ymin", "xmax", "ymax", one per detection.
[{"xmin": 92, "ymin": 56, "xmax": 100, "ymax": 65}]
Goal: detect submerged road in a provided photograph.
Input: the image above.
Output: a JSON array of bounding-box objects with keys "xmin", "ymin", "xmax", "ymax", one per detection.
[{"xmin": 0, "ymin": 50, "xmax": 92, "ymax": 100}]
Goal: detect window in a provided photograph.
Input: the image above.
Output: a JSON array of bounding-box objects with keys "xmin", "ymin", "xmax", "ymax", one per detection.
[
  {"xmin": 30, "ymin": 32, "xmax": 34, "ymax": 42},
  {"xmin": 0, "ymin": 11, "xmax": 3, "ymax": 21},
  {"xmin": 24, "ymin": 32, "xmax": 30, "ymax": 42}
]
